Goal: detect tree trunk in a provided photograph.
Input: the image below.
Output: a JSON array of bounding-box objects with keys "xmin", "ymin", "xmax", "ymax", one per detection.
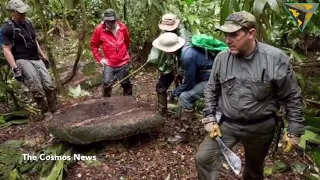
[
  {"xmin": 61, "ymin": 0, "xmax": 88, "ymax": 85},
  {"xmin": 34, "ymin": 0, "xmax": 62, "ymax": 93}
]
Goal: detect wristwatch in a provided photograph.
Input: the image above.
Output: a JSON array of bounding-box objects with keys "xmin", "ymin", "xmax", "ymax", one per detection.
[{"xmin": 201, "ymin": 117, "xmax": 217, "ymax": 124}]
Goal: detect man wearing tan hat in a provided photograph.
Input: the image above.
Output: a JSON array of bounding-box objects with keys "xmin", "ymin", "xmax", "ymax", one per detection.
[
  {"xmin": 195, "ymin": 11, "xmax": 304, "ymax": 180},
  {"xmin": 152, "ymin": 32, "xmax": 214, "ymax": 144},
  {"xmin": 1, "ymin": 0, "xmax": 58, "ymax": 120},
  {"xmin": 148, "ymin": 13, "xmax": 191, "ymax": 117}
]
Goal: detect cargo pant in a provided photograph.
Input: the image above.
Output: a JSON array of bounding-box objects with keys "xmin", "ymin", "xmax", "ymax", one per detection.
[
  {"xmin": 195, "ymin": 116, "xmax": 276, "ymax": 180},
  {"xmin": 16, "ymin": 59, "xmax": 56, "ymax": 113}
]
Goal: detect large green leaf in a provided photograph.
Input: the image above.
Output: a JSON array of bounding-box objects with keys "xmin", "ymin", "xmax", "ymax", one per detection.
[
  {"xmin": 266, "ymin": 0, "xmax": 279, "ymax": 13},
  {"xmin": 305, "ymin": 116, "xmax": 320, "ymax": 129},
  {"xmin": 298, "ymin": 130, "xmax": 320, "ymax": 150},
  {"xmin": 231, "ymin": 0, "xmax": 240, "ymax": 12},
  {"xmin": 253, "ymin": 0, "xmax": 267, "ymax": 17},
  {"xmin": 220, "ymin": 0, "xmax": 231, "ymax": 25},
  {"xmin": 282, "ymin": 47, "xmax": 306, "ymax": 63}
]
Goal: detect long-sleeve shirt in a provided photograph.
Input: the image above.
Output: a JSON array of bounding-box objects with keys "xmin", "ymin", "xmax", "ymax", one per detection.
[
  {"xmin": 90, "ymin": 21, "xmax": 130, "ymax": 68},
  {"xmin": 172, "ymin": 47, "xmax": 214, "ymax": 97},
  {"xmin": 203, "ymin": 41, "xmax": 304, "ymax": 136}
]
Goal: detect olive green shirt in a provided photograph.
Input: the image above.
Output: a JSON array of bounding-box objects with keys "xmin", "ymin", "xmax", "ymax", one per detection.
[
  {"xmin": 203, "ymin": 41, "xmax": 304, "ymax": 136},
  {"xmin": 147, "ymin": 24, "xmax": 191, "ymax": 74}
]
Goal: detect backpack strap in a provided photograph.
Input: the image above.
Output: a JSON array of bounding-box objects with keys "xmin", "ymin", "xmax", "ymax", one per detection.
[{"xmin": 6, "ymin": 20, "xmax": 16, "ymax": 46}]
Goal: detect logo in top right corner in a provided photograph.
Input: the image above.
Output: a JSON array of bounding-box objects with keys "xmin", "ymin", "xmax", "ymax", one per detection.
[{"xmin": 284, "ymin": 3, "xmax": 319, "ymax": 32}]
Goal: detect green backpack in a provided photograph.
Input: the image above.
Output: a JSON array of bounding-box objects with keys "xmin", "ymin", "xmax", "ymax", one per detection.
[{"xmin": 181, "ymin": 34, "xmax": 228, "ymax": 60}]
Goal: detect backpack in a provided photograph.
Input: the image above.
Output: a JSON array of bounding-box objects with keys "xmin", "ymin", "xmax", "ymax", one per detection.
[
  {"xmin": 181, "ymin": 34, "xmax": 229, "ymax": 60},
  {"xmin": 0, "ymin": 20, "xmax": 16, "ymax": 62}
]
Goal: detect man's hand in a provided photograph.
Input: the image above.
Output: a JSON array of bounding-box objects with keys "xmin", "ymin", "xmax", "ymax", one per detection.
[
  {"xmin": 13, "ymin": 67, "xmax": 23, "ymax": 82},
  {"xmin": 100, "ymin": 58, "xmax": 108, "ymax": 66},
  {"xmin": 283, "ymin": 132, "xmax": 300, "ymax": 152},
  {"xmin": 202, "ymin": 117, "xmax": 222, "ymax": 139}
]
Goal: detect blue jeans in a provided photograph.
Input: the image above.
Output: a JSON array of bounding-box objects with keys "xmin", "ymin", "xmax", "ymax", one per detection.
[
  {"xmin": 178, "ymin": 81, "xmax": 207, "ymax": 110},
  {"xmin": 103, "ymin": 63, "xmax": 132, "ymax": 87}
]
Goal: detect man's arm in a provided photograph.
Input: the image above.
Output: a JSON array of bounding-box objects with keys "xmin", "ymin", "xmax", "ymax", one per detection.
[
  {"xmin": 172, "ymin": 57, "xmax": 196, "ymax": 97},
  {"xmin": 275, "ymin": 56, "xmax": 304, "ymax": 136},
  {"xmin": 202, "ymin": 55, "xmax": 221, "ymax": 118},
  {"xmin": 1, "ymin": 24, "xmax": 17, "ymax": 68},
  {"xmin": 2, "ymin": 44, "xmax": 16, "ymax": 68},
  {"xmin": 90, "ymin": 26, "xmax": 103, "ymax": 62},
  {"xmin": 36, "ymin": 40, "xmax": 47, "ymax": 59}
]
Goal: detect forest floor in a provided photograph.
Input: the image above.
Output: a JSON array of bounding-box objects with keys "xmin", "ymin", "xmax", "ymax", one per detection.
[
  {"xmin": 1, "ymin": 37, "xmax": 319, "ymax": 179},
  {"xmin": 0, "ymin": 61, "xmax": 317, "ymax": 180}
]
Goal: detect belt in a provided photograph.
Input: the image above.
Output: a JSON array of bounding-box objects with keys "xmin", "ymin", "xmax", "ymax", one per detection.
[{"xmin": 222, "ymin": 114, "xmax": 276, "ymax": 125}]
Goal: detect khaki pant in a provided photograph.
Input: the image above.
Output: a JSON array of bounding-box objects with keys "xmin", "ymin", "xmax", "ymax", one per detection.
[
  {"xmin": 195, "ymin": 117, "xmax": 276, "ymax": 180},
  {"xmin": 17, "ymin": 59, "xmax": 55, "ymax": 98}
]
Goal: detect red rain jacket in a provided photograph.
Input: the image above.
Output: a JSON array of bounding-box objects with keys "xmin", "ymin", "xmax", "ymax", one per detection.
[{"xmin": 90, "ymin": 21, "xmax": 130, "ymax": 67}]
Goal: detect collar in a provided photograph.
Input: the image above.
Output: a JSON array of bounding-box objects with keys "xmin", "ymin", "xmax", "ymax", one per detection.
[{"xmin": 243, "ymin": 39, "xmax": 258, "ymax": 60}]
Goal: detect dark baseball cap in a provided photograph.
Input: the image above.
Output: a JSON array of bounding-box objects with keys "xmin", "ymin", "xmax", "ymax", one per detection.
[
  {"xmin": 216, "ymin": 11, "xmax": 256, "ymax": 33},
  {"xmin": 102, "ymin": 9, "xmax": 117, "ymax": 21}
]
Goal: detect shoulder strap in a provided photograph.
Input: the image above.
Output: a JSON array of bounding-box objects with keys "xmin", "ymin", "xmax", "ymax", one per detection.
[{"xmin": 6, "ymin": 20, "xmax": 15, "ymax": 39}]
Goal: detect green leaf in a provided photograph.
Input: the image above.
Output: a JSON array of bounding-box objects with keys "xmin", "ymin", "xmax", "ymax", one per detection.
[
  {"xmin": 263, "ymin": 166, "xmax": 273, "ymax": 175},
  {"xmin": 282, "ymin": 47, "xmax": 305, "ymax": 63},
  {"xmin": 68, "ymin": 85, "xmax": 82, "ymax": 98},
  {"xmin": 186, "ymin": 0, "xmax": 193, "ymax": 6},
  {"xmin": 267, "ymin": 0, "xmax": 279, "ymax": 12},
  {"xmin": 8, "ymin": 169, "xmax": 23, "ymax": 180},
  {"xmin": 272, "ymin": 161, "xmax": 288, "ymax": 173},
  {"xmin": 220, "ymin": 0, "xmax": 231, "ymax": 25},
  {"xmin": 231, "ymin": 0, "xmax": 240, "ymax": 12},
  {"xmin": 298, "ymin": 130, "xmax": 320, "ymax": 150},
  {"xmin": 295, "ymin": 72, "xmax": 306, "ymax": 91},
  {"xmin": 303, "ymin": 173, "xmax": 320, "ymax": 180},
  {"xmin": 253, "ymin": 0, "xmax": 267, "ymax": 17},
  {"xmin": 305, "ymin": 116, "xmax": 320, "ymax": 129},
  {"xmin": 291, "ymin": 162, "xmax": 307, "ymax": 174},
  {"xmin": 0, "ymin": 115, "xmax": 5, "ymax": 124}
]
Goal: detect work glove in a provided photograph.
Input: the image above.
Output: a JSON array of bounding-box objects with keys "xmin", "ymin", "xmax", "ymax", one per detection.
[
  {"xmin": 13, "ymin": 67, "xmax": 23, "ymax": 82},
  {"xmin": 100, "ymin": 58, "xmax": 108, "ymax": 66},
  {"xmin": 202, "ymin": 116, "xmax": 222, "ymax": 139},
  {"xmin": 282, "ymin": 132, "xmax": 300, "ymax": 152}
]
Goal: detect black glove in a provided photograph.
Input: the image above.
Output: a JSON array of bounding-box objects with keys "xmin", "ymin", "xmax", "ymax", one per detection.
[
  {"xmin": 13, "ymin": 67, "xmax": 23, "ymax": 82},
  {"xmin": 42, "ymin": 59, "xmax": 50, "ymax": 69}
]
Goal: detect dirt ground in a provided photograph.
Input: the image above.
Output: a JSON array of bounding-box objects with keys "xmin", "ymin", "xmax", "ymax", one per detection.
[{"xmin": 0, "ymin": 64, "xmax": 316, "ymax": 180}]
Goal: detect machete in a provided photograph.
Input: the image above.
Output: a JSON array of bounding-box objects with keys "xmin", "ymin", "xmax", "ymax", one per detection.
[{"xmin": 214, "ymin": 136, "xmax": 242, "ymax": 175}]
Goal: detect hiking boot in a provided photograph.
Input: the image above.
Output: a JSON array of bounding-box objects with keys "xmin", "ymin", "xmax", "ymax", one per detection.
[
  {"xmin": 157, "ymin": 93, "xmax": 167, "ymax": 116},
  {"xmin": 102, "ymin": 85, "xmax": 112, "ymax": 97},
  {"xmin": 122, "ymin": 83, "xmax": 133, "ymax": 96},
  {"xmin": 167, "ymin": 108, "xmax": 194, "ymax": 144},
  {"xmin": 45, "ymin": 90, "xmax": 58, "ymax": 113},
  {"xmin": 34, "ymin": 97, "xmax": 49, "ymax": 114},
  {"xmin": 167, "ymin": 132, "xmax": 189, "ymax": 144},
  {"xmin": 179, "ymin": 108, "xmax": 194, "ymax": 130}
]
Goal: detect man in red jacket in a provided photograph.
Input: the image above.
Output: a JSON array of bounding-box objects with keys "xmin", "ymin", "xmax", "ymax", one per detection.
[{"xmin": 90, "ymin": 9, "xmax": 132, "ymax": 97}]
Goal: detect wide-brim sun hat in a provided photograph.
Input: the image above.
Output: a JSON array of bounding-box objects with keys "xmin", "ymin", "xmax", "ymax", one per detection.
[
  {"xmin": 158, "ymin": 13, "xmax": 180, "ymax": 31},
  {"xmin": 152, "ymin": 32, "xmax": 185, "ymax": 52}
]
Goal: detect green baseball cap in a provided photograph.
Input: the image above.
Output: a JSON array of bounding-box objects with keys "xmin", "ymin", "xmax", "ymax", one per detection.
[{"xmin": 216, "ymin": 11, "xmax": 256, "ymax": 33}]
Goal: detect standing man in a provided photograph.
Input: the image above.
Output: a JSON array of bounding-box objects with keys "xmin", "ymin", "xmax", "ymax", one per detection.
[
  {"xmin": 90, "ymin": 9, "xmax": 132, "ymax": 97},
  {"xmin": 195, "ymin": 11, "xmax": 304, "ymax": 180},
  {"xmin": 1, "ymin": 0, "xmax": 57, "ymax": 119},
  {"xmin": 148, "ymin": 13, "xmax": 191, "ymax": 116},
  {"xmin": 152, "ymin": 32, "xmax": 214, "ymax": 144}
]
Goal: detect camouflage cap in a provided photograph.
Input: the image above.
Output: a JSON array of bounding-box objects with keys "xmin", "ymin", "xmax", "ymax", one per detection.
[
  {"xmin": 216, "ymin": 11, "xmax": 256, "ymax": 33},
  {"xmin": 6, "ymin": 0, "xmax": 30, "ymax": 13}
]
